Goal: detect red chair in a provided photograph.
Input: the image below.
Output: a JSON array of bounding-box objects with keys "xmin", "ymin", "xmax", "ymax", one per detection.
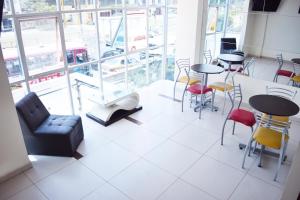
[
  {"xmin": 221, "ymin": 84, "xmax": 256, "ymax": 145},
  {"xmin": 273, "ymin": 54, "xmax": 295, "ymax": 82},
  {"xmin": 182, "ymin": 73, "xmax": 213, "ymax": 119}
]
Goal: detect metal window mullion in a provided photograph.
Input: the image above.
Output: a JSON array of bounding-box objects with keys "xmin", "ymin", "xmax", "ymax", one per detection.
[
  {"xmin": 146, "ymin": 6, "xmax": 150, "ymax": 84},
  {"xmin": 95, "ymin": 9, "xmax": 105, "ymax": 100},
  {"xmin": 57, "ymin": 13, "xmax": 75, "ymax": 114},
  {"xmin": 13, "ymin": 18, "xmax": 31, "ymax": 93},
  {"xmin": 162, "ymin": 5, "xmax": 167, "ymax": 80},
  {"xmin": 223, "ymin": 0, "xmax": 229, "ymax": 37},
  {"xmin": 124, "ymin": 7, "xmax": 129, "ymax": 90}
]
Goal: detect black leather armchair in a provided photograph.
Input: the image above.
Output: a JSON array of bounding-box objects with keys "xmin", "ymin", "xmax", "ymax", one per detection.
[
  {"xmin": 220, "ymin": 38, "xmax": 244, "ymax": 65},
  {"xmin": 16, "ymin": 92, "xmax": 84, "ymax": 157}
]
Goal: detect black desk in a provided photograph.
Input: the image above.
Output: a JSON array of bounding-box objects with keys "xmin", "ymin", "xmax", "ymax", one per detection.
[
  {"xmin": 249, "ymin": 95, "xmax": 299, "ymax": 116},
  {"xmin": 291, "ymin": 58, "xmax": 300, "ymax": 65},
  {"xmin": 191, "ymin": 64, "xmax": 224, "ymax": 86},
  {"xmin": 218, "ymin": 54, "xmax": 245, "ymax": 70}
]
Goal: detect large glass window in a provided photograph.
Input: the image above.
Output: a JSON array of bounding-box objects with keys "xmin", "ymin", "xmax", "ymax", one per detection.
[
  {"xmin": 1, "ymin": 0, "xmax": 171, "ymax": 114},
  {"xmin": 127, "ymin": 9, "xmax": 147, "ymax": 52},
  {"xmin": 1, "ymin": 18, "xmax": 23, "ymax": 83},
  {"xmin": 63, "ymin": 12, "xmax": 98, "ymax": 66},
  {"xmin": 205, "ymin": 0, "xmax": 247, "ymax": 57},
  {"xmin": 20, "ymin": 17, "xmax": 63, "ymax": 76}
]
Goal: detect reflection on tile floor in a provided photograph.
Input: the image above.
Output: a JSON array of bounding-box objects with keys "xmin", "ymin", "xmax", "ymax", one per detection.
[{"xmin": 1, "ymin": 80, "xmax": 300, "ymax": 200}]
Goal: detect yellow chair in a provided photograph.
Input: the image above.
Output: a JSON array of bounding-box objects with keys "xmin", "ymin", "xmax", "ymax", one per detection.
[
  {"xmin": 209, "ymin": 67, "xmax": 239, "ymax": 113},
  {"xmin": 242, "ymin": 113, "xmax": 290, "ymax": 181},
  {"xmin": 291, "ymin": 75, "xmax": 300, "ymax": 87},
  {"xmin": 264, "ymin": 86, "xmax": 297, "ymax": 122},
  {"xmin": 173, "ymin": 59, "xmax": 200, "ymax": 100}
]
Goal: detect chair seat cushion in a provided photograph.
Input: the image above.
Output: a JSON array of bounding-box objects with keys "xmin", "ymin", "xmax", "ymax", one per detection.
[
  {"xmin": 35, "ymin": 115, "xmax": 81, "ymax": 135},
  {"xmin": 229, "ymin": 109, "xmax": 256, "ymax": 127},
  {"xmin": 208, "ymin": 82, "xmax": 233, "ymax": 92},
  {"xmin": 187, "ymin": 84, "xmax": 212, "ymax": 94},
  {"xmin": 178, "ymin": 76, "xmax": 200, "ymax": 85},
  {"xmin": 277, "ymin": 70, "xmax": 295, "ymax": 77},
  {"xmin": 253, "ymin": 127, "xmax": 289, "ymax": 149}
]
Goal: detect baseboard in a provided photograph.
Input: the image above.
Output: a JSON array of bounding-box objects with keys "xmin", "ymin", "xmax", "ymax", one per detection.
[{"xmin": 0, "ymin": 162, "xmax": 32, "ymax": 183}]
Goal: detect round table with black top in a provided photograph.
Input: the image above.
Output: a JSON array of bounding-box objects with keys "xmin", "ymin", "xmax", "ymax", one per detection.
[
  {"xmin": 218, "ymin": 54, "xmax": 245, "ymax": 71},
  {"xmin": 191, "ymin": 64, "xmax": 224, "ymax": 86},
  {"xmin": 249, "ymin": 94, "xmax": 299, "ymax": 116},
  {"xmin": 291, "ymin": 58, "xmax": 300, "ymax": 65},
  {"xmin": 239, "ymin": 94, "xmax": 300, "ymax": 158},
  {"xmin": 191, "ymin": 64, "xmax": 224, "ymax": 112}
]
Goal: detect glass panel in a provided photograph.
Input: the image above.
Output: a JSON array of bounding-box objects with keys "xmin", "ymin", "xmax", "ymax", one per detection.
[
  {"xmin": 10, "ymin": 83, "xmax": 27, "ymax": 103},
  {"xmin": 20, "ymin": 17, "xmax": 63, "ymax": 76},
  {"xmin": 205, "ymin": 34, "xmax": 216, "ymax": 57},
  {"xmin": 101, "ymin": 56, "xmax": 126, "ymax": 95},
  {"xmin": 149, "ymin": 0, "xmax": 165, "ymax": 5},
  {"xmin": 14, "ymin": 0, "xmax": 57, "ymax": 14},
  {"xmin": 99, "ymin": 0, "xmax": 122, "ymax": 7},
  {"xmin": 127, "ymin": 9, "xmax": 147, "ymax": 52},
  {"xmin": 148, "ymin": 7, "xmax": 164, "ymax": 48},
  {"xmin": 167, "ymin": 0, "xmax": 177, "ymax": 6},
  {"xmin": 63, "ymin": 12, "xmax": 98, "ymax": 68},
  {"xmin": 79, "ymin": 0, "xmax": 95, "ymax": 9},
  {"xmin": 127, "ymin": 51, "xmax": 147, "ymax": 89},
  {"xmin": 1, "ymin": 18, "xmax": 24, "ymax": 83},
  {"xmin": 165, "ymin": 45, "xmax": 175, "ymax": 80},
  {"xmin": 60, "ymin": 0, "xmax": 76, "ymax": 10},
  {"xmin": 148, "ymin": 47, "xmax": 163, "ymax": 83},
  {"xmin": 3, "ymin": 0, "xmax": 12, "ymax": 15},
  {"xmin": 216, "ymin": 7, "xmax": 226, "ymax": 33},
  {"xmin": 125, "ymin": 0, "xmax": 146, "ymax": 6},
  {"xmin": 29, "ymin": 71, "xmax": 72, "ymax": 114},
  {"xmin": 226, "ymin": 6, "xmax": 244, "ymax": 34},
  {"xmin": 69, "ymin": 62, "xmax": 100, "ymax": 113},
  {"xmin": 206, "ymin": 7, "xmax": 217, "ymax": 33},
  {"xmin": 167, "ymin": 7, "xmax": 176, "ymax": 45},
  {"xmin": 98, "ymin": 9, "xmax": 124, "ymax": 59}
]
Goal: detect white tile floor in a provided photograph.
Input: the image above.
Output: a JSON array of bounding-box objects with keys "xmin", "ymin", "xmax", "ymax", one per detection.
[{"xmin": 1, "ymin": 79, "xmax": 300, "ymax": 200}]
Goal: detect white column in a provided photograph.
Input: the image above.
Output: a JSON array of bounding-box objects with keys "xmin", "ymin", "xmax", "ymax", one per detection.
[
  {"xmin": 175, "ymin": 0, "xmax": 208, "ymax": 64},
  {"xmin": 0, "ymin": 47, "xmax": 31, "ymax": 182}
]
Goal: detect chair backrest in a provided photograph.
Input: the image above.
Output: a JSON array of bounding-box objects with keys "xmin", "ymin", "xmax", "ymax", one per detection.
[
  {"xmin": 276, "ymin": 53, "xmax": 284, "ymax": 69},
  {"xmin": 254, "ymin": 111, "xmax": 290, "ymax": 135},
  {"xmin": 266, "ymin": 86, "xmax": 297, "ymax": 100},
  {"xmin": 224, "ymin": 65, "xmax": 240, "ymax": 86},
  {"xmin": 175, "ymin": 58, "xmax": 191, "ymax": 82},
  {"xmin": 203, "ymin": 50, "xmax": 212, "ymax": 64},
  {"xmin": 227, "ymin": 84, "xmax": 243, "ymax": 112},
  {"xmin": 16, "ymin": 92, "xmax": 50, "ymax": 131},
  {"xmin": 242, "ymin": 57, "xmax": 255, "ymax": 76},
  {"xmin": 220, "ymin": 38, "xmax": 237, "ymax": 54}
]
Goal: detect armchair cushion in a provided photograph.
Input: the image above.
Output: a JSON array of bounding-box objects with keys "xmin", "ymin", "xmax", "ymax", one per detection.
[{"xmin": 16, "ymin": 92, "xmax": 50, "ymax": 131}]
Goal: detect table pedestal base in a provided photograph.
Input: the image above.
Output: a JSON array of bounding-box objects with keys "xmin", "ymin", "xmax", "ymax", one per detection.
[{"xmin": 193, "ymin": 99, "xmax": 219, "ymax": 112}]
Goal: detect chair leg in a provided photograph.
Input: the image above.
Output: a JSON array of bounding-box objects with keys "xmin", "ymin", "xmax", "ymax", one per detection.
[
  {"xmin": 222, "ymin": 91, "xmax": 226, "ymax": 115},
  {"xmin": 181, "ymin": 90, "xmax": 186, "ymax": 112},
  {"xmin": 199, "ymin": 94, "xmax": 203, "ymax": 119},
  {"xmin": 242, "ymin": 135, "xmax": 253, "ymax": 169},
  {"xmin": 173, "ymin": 82, "xmax": 177, "ymax": 100},
  {"xmin": 190, "ymin": 93, "xmax": 193, "ymax": 108},
  {"xmin": 281, "ymin": 141, "xmax": 288, "ymax": 164},
  {"xmin": 221, "ymin": 118, "xmax": 229, "ymax": 145},
  {"xmin": 232, "ymin": 121, "xmax": 236, "ymax": 135},
  {"xmin": 274, "ymin": 136, "xmax": 286, "ymax": 181},
  {"xmin": 258, "ymin": 145, "xmax": 265, "ymax": 167},
  {"xmin": 211, "ymin": 90, "xmax": 215, "ymax": 112}
]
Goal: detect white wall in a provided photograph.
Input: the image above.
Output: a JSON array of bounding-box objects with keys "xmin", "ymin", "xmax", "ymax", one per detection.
[
  {"xmin": 0, "ymin": 46, "xmax": 31, "ymax": 182},
  {"xmin": 243, "ymin": 0, "xmax": 300, "ymax": 60},
  {"xmin": 175, "ymin": 0, "xmax": 208, "ymax": 64}
]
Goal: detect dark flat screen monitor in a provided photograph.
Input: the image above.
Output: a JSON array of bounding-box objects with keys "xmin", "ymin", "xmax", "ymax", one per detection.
[
  {"xmin": 0, "ymin": 0, "xmax": 3, "ymax": 34},
  {"xmin": 252, "ymin": 0, "xmax": 281, "ymax": 12}
]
